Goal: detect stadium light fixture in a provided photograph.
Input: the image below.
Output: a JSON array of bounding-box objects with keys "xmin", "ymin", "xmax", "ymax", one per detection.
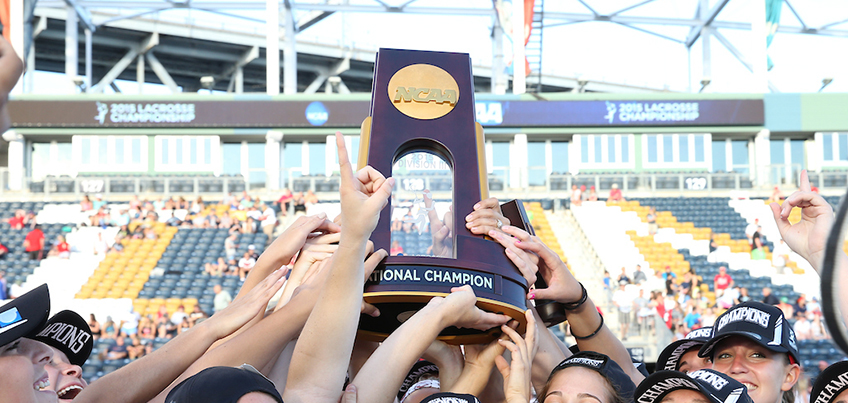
[
  {"xmin": 698, "ymin": 77, "xmax": 711, "ymax": 93},
  {"xmin": 819, "ymin": 77, "xmax": 833, "ymax": 92}
]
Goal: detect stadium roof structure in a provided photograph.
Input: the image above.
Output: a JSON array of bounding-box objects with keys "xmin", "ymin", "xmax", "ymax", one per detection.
[{"xmin": 16, "ymin": 0, "xmax": 848, "ymax": 95}]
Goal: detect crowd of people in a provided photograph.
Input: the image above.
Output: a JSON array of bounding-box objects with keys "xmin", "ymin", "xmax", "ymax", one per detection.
[{"xmin": 5, "ymin": 36, "xmax": 848, "ymax": 403}]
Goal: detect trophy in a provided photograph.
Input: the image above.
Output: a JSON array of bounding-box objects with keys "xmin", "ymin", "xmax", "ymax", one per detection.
[{"xmin": 356, "ymin": 48, "xmax": 531, "ymax": 344}]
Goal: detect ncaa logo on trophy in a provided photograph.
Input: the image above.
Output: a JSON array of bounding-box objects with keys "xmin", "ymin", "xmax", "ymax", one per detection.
[{"xmin": 356, "ymin": 49, "xmax": 533, "ymax": 344}]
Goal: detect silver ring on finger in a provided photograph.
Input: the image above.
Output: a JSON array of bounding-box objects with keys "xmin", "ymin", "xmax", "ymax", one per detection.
[{"xmin": 496, "ymin": 219, "xmax": 503, "ymax": 229}]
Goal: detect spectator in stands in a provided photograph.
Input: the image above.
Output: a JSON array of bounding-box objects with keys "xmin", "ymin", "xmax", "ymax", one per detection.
[
  {"xmin": 259, "ymin": 203, "xmax": 277, "ymax": 238},
  {"xmin": 80, "ymin": 195, "xmax": 93, "ymax": 212},
  {"xmin": 793, "ymin": 312, "xmax": 812, "ymax": 340},
  {"xmin": 93, "ymin": 194, "xmax": 107, "ymax": 210},
  {"xmin": 224, "ymin": 233, "xmax": 237, "ymax": 261},
  {"xmin": 570, "ymin": 184, "xmax": 582, "ymax": 207},
  {"xmin": 7, "ymin": 209, "xmax": 25, "ymax": 229},
  {"xmin": 632, "ymin": 264, "xmax": 647, "ymax": 285},
  {"xmin": 768, "ymin": 186, "xmax": 785, "ymax": 203},
  {"xmin": 293, "ymin": 191, "xmax": 307, "ymax": 213},
  {"xmin": 238, "ymin": 251, "xmax": 256, "ymax": 281},
  {"xmin": 777, "ymin": 297, "xmax": 794, "ymax": 318},
  {"xmin": 304, "ymin": 190, "xmax": 319, "ymax": 207},
  {"xmin": 0, "ymin": 271, "xmax": 6, "ymax": 300},
  {"xmin": 811, "ymin": 313, "xmax": 828, "ymax": 340},
  {"xmin": 218, "ymin": 210, "xmax": 233, "ymax": 229},
  {"xmin": 647, "ymin": 207, "xmax": 658, "ymax": 235},
  {"xmin": 793, "ymin": 295, "xmax": 807, "ymax": 316},
  {"xmin": 128, "ymin": 334, "xmax": 147, "ymax": 360},
  {"xmin": 170, "ymin": 305, "xmax": 188, "ymax": 327},
  {"xmin": 176, "ymin": 317, "xmax": 193, "ymax": 335},
  {"xmin": 772, "ymin": 239, "xmax": 791, "ymax": 273},
  {"xmin": 189, "ymin": 305, "xmax": 207, "ymax": 325},
  {"xmin": 105, "ymin": 336, "xmax": 130, "ymax": 361},
  {"xmin": 587, "ymin": 185, "xmax": 599, "ymax": 201},
  {"xmin": 634, "ymin": 288, "xmax": 651, "ymax": 335},
  {"xmin": 646, "ymin": 269, "xmax": 666, "ymax": 295},
  {"xmin": 0, "ymin": 240, "xmax": 8, "ymax": 260},
  {"xmin": 226, "ymin": 258, "xmax": 239, "ymax": 276},
  {"xmin": 276, "ymin": 188, "xmax": 294, "ymax": 215},
  {"xmin": 745, "ymin": 218, "xmax": 760, "ymax": 244},
  {"xmin": 663, "ymin": 266, "xmax": 677, "ymax": 295},
  {"xmin": 88, "ymin": 314, "xmax": 102, "ymax": 341},
  {"xmin": 205, "ymin": 257, "xmax": 227, "ymax": 277},
  {"xmin": 248, "ymin": 244, "xmax": 259, "ymax": 261},
  {"xmin": 24, "ymin": 223, "xmax": 45, "ymax": 261},
  {"xmin": 166, "ymin": 211, "xmax": 182, "ymax": 226},
  {"xmin": 102, "ymin": 316, "xmax": 117, "ymax": 339},
  {"xmin": 679, "ymin": 270, "xmax": 695, "ymax": 300},
  {"xmin": 390, "ymin": 240, "xmax": 404, "ymax": 256},
  {"xmin": 709, "ymin": 233, "xmax": 719, "ymax": 254},
  {"xmin": 213, "ymin": 284, "xmax": 232, "ymax": 313},
  {"xmin": 683, "ymin": 306, "xmax": 702, "ymax": 333},
  {"xmin": 738, "ymin": 287, "xmax": 751, "ymax": 303},
  {"xmin": 612, "ymin": 281, "xmax": 635, "ymax": 340},
  {"xmin": 242, "ymin": 216, "xmax": 257, "ymax": 234},
  {"xmin": 617, "ymin": 267, "xmax": 631, "ymax": 285},
  {"xmin": 190, "ymin": 197, "xmax": 205, "ymax": 214},
  {"xmin": 580, "ymin": 185, "xmax": 588, "ymax": 203},
  {"xmin": 138, "ymin": 316, "xmax": 155, "ymax": 340},
  {"xmin": 699, "ymin": 306, "xmax": 717, "ymax": 327},
  {"xmin": 713, "ymin": 266, "xmax": 733, "ymax": 297},
  {"xmin": 49, "ymin": 234, "xmax": 71, "ymax": 259},
  {"xmin": 609, "ymin": 183, "xmax": 624, "ymax": 202},
  {"xmin": 751, "ymin": 225, "xmax": 766, "ymax": 260},
  {"xmin": 762, "ymin": 287, "xmax": 780, "ymax": 305},
  {"xmin": 602, "ymin": 270, "xmax": 613, "ymax": 302}
]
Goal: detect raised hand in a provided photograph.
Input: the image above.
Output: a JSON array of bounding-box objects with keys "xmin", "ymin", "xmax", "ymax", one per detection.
[
  {"xmin": 496, "ymin": 225, "xmax": 581, "ymax": 303},
  {"xmin": 496, "ymin": 310, "xmax": 537, "ymax": 403},
  {"xmin": 336, "ymin": 132, "xmax": 394, "ymax": 240},
  {"xmin": 204, "ymin": 268, "xmax": 287, "ymax": 339},
  {"xmin": 769, "ymin": 169, "xmax": 835, "ymax": 270},
  {"xmin": 466, "ymin": 198, "xmax": 511, "ymax": 236},
  {"xmin": 430, "ymin": 285, "xmax": 511, "ymax": 331},
  {"xmin": 488, "ymin": 229, "xmax": 538, "ymax": 285}
]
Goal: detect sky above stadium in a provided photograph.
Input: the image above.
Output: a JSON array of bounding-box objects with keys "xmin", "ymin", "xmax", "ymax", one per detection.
[{"xmin": 31, "ymin": 0, "xmax": 848, "ymax": 94}]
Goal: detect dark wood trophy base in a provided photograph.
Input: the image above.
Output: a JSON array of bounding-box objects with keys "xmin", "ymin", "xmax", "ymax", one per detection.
[{"xmin": 357, "ymin": 48, "xmax": 529, "ymax": 344}]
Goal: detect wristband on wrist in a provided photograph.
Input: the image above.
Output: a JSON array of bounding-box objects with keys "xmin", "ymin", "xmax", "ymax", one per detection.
[
  {"xmin": 571, "ymin": 312, "xmax": 604, "ymax": 341},
  {"xmin": 563, "ymin": 282, "xmax": 588, "ymax": 310}
]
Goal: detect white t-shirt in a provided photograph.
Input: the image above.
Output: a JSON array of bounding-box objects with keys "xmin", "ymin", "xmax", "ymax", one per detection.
[
  {"xmin": 745, "ymin": 223, "xmax": 758, "ymax": 239},
  {"xmin": 239, "ymin": 257, "xmax": 256, "ymax": 270},
  {"xmin": 612, "ymin": 289, "xmax": 635, "ymax": 313},
  {"xmin": 261, "ymin": 208, "xmax": 277, "ymax": 227}
]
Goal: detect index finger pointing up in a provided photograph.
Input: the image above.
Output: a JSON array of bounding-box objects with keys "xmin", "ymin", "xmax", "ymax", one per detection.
[
  {"xmin": 336, "ymin": 132, "xmax": 354, "ymax": 185},
  {"xmin": 799, "ymin": 169, "xmax": 811, "ymax": 192}
]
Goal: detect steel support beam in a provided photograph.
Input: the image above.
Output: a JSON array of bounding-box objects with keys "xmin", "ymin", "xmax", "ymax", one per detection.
[
  {"xmin": 91, "ymin": 33, "xmax": 158, "ymax": 93},
  {"xmin": 62, "ymin": 0, "xmax": 96, "ymax": 32},
  {"xmin": 283, "ymin": 1, "xmax": 297, "ymax": 94},
  {"xmin": 685, "ymin": 0, "xmax": 729, "ymax": 47},
  {"xmin": 136, "ymin": 54, "xmax": 144, "ymax": 93},
  {"xmin": 303, "ymin": 57, "xmax": 349, "ymax": 94},
  {"xmin": 266, "ymin": 0, "xmax": 280, "ymax": 95},
  {"xmin": 225, "ymin": 46, "xmax": 259, "ymax": 93},
  {"xmin": 145, "ymin": 52, "xmax": 180, "ymax": 93},
  {"xmin": 84, "ymin": 28, "xmax": 92, "ymax": 89},
  {"xmin": 65, "ymin": 6, "xmax": 78, "ymax": 79}
]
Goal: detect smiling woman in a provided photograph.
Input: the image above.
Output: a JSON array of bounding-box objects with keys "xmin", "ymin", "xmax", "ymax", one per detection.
[{"xmin": 697, "ymin": 302, "xmax": 801, "ymax": 403}]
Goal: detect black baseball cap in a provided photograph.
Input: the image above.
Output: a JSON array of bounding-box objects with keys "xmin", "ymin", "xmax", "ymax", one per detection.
[
  {"xmin": 166, "ymin": 365, "xmax": 283, "ymax": 403},
  {"xmin": 398, "ymin": 360, "xmax": 440, "ymax": 400},
  {"xmin": 549, "ymin": 351, "xmax": 637, "ymax": 401},
  {"xmin": 699, "ymin": 301, "xmax": 799, "ymax": 364},
  {"xmin": 811, "ymin": 361, "xmax": 848, "ymax": 403},
  {"xmin": 635, "ymin": 369, "xmax": 753, "ymax": 403},
  {"xmin": 32, "ymin": 310, "xmax": 94, "ymax": 367},
  {"xmin": 420, "ymin": 393, "xmax": 481, "ymax": 403},
  {"xmin": 656, "ymin": 327, "xmax": 713, "ymax": 372},
  {"xmin": 0, "ymin": 283, "xmax": 50, "ymax": 348}
]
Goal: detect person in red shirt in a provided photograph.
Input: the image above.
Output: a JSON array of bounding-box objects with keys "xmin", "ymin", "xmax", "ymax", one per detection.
[
  {"xmin": 7, "ymin": 209, "xmax": 25, "ymax": 229},
  {"xmin": 713, "ymin": 265, "xmax": 733, "ymax": 297},
  {"xmin": 24, "ymin": 224, "xmax": 45, "ymax": 261},
  {"xmin": 609, "ymin": 183, "xmax": 625, "ymax": 202},
  {"xmin": 53, "ymin": 234, "xmax": 70, "ymax": 259}
]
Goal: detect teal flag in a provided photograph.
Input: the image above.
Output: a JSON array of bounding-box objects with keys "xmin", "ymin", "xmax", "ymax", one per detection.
[{"xmin": 765, "ymin": 0, "xmax": 783, "ymax": 70}]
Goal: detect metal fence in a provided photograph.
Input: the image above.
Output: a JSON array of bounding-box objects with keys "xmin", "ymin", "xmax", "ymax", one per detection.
[{"xmin": 5, "ymin": 169, "xmax": 848, "ymax": 197}]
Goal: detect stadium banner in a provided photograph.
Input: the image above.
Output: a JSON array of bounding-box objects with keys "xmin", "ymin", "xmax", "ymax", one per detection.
[{"xmin": 8, "ymin": 98, "xmax": 763, "ymax": 128}]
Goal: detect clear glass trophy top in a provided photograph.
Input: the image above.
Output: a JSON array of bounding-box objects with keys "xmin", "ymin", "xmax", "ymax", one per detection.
[{"xmin": 389, "ymin": 151, "xmax": 455, "ymax": 259}]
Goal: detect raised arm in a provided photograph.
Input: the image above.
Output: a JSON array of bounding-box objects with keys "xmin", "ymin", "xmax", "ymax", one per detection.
[
  {"xmin": 497, "ymin": 225, "xmax": 645, "ymax": 386},
  {"xmin": 351, "ymin": 286, "xmax": 510, "ymax": 403},
  {"xmin": 770, "ymin": 169, "xmax": 848, "ymax": 320},
  {"xmin": 76, "ymin": 269, "xmax": 286, "ymax": 403},
  {"xmin": 282, "ymin": 132, "xmax": 393, "ymax": 403}
]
